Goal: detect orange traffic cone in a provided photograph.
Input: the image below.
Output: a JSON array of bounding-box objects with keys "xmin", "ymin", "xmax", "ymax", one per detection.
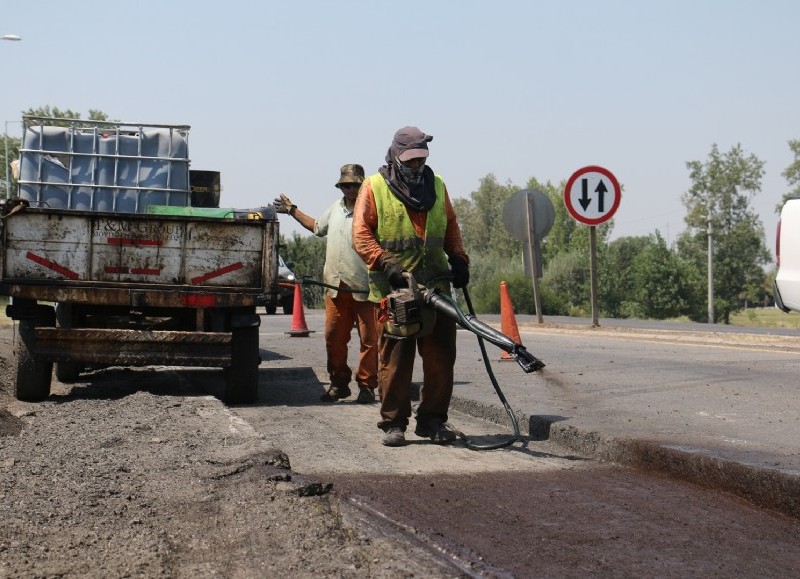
[
  {"xmin": 286, "ymin": 282, "xmax": 313, "ymax": 337},
  {"xmin": 499, "ymin": 280, "xmax": 522, "ymax": 360}
]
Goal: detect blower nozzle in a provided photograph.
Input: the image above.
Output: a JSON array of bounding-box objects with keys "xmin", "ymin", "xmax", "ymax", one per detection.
[
  {"xmin": 425, "ymin": 290, "xmax": 545, "ymax": 373},
  {"xmin": 512, "ymin": 345, "xmax": 546, "ymax": 373}
]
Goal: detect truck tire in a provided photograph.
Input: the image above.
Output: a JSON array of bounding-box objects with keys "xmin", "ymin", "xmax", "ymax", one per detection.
[
  {"xmin": 224, "ymin": 325, "xmax": 260, "ymax": 404},
  {"xmin": 264, "ymin": 304, "xmax": 277, "ymax": 315},
  {"xmin": 14, "ymin": 320, "xmax": 53, "ymax": 402},
  {"xmin": 55, "ymin": 303, "xmax": 84, "ymax": 383},
  {"xmin": 281, "ymin": 295, "xmax": 294, "ymax": 316}
]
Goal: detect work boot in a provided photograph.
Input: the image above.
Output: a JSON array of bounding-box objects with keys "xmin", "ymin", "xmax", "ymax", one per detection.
[
  {"xmin": 320, "ymin": 385, "xmax": 351, "ymax": 402},
  {"xmin": 382, "ymin": 426, "xmax": 406, "ymax": 447},
  {"xmin": 414, "ymin": 420, "xmax": 457, "ymax": 445},
  {"xmin": 356, "ymin": 386, "xmax": 376, "ymax": 404}
]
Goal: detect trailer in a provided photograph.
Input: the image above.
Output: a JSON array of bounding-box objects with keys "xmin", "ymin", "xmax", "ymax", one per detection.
[{"xmin": 0, "ymin": 116, "xmax": 280, "ymax": 404}]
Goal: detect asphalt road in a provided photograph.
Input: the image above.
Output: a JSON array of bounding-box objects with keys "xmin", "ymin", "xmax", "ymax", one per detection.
[
  {"xmin": 261, "ymin": 308, "xmax": 800, "ymax": 476},
  {"xmin": 242, "ymin": 308, "xmax": 800, "ymax": 576}
]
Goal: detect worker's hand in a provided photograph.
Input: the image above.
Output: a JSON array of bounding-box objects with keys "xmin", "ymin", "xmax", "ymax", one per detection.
[
  {"xmin": 380, "ymin": 254, "xmax": 408, "ymax": 289},
  {"xmin": 449, "ymin": 256, "xmax": 470, "ymax": 289},
  {"xmin": 273, "ymin": 194, "xmax": 296, "ymax": 214}
]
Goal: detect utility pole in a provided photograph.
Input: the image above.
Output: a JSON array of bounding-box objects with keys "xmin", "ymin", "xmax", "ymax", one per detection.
[{"xmin": 707, "ymin": 201, "xmax": 714, "ymax": 324}]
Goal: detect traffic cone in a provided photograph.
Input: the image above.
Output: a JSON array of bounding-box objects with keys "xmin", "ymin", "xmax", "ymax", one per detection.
[
  {"xmin": 286, "ymin": 282, "xmax": 312, "ymax": 337},
  {"xmin": 499, "ymin": 280, "xmax": 522, "ymax": 360}
]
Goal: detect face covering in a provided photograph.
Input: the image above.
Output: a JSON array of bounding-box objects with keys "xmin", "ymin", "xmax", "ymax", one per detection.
[{"xmin": 395, "ymin": 157, "xmax": 426, "ymax": 185}]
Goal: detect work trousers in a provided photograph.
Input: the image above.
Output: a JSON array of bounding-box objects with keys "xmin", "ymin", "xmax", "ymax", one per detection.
[
  {"xmin": 325, "ymin": 287, "xmax": 379, "ymax": 390},
  {"xmin": 377, "ymin": 313, "xmax": 457, "ymax": 431}
]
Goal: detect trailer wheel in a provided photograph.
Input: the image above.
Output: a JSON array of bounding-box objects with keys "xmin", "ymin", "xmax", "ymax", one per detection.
[
  {"xmin": 224, "ymin": 325, "xmax": 260, "ymax": 404},
  {"xmin": 14, "ymin": 320, "xmax": 53, "ymax": 402},
  {"xmin": 264, "ymin": 304, "xmax": 277, "ymax": 315}
]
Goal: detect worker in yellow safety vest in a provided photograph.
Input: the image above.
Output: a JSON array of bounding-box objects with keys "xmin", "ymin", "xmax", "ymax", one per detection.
[{"xmin": 353, "ymin": 126, "xmax": 470, "ymax": 447}]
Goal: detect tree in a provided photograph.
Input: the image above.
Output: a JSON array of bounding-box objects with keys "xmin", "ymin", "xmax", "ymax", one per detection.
[
  {"xmin": 453, "ymin": 173, "xmax": 520, "ymax": 260},
  {"xmin": 598, "ymin": 235, "xmax": 653, "ymax": 318},
  {"xmin": 777, "ymin": 139, "xmax": 800, "ymax": 211},
  {"xmin": 539, "ymin": 249, "xmax": 591, "ymax": 316},
  {"xmin": 22, "ymin": 106, "xmax": 110, "ymax": 126},
  {"xmin": 679, "ymin": 143, "xmax": 771, "ymax": 323},
  {"xmin": 629, "ymin": 232, "xmax": 704, "ymax": 319},
  {"xmin": 451, "ymin": 174, "xmax": 528, "ymax": 311},
  {"xmin": 2, "ymin": 107, "xmax": 112, "ymax": 199},
  {"xmin": 1, "ymin": 133, "xmax": 20, "ymax": 200},
  {"xmin": 280, "ymin": 233, "xmax": 326, "ymax": 308}
]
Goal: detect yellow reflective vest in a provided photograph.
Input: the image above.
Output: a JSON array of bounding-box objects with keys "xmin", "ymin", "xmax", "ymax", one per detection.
[{"xmin": 367, "ymin": 173, "xmax": 451, "ymax": 302}]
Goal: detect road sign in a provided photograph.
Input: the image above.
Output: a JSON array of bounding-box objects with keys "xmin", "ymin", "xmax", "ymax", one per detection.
[
  {"xmin": 503, "ymin": 189, "xmax": 554, "ymax": 242},
  {"xmin": 564, "ymin": 165, "xmax": 621, "ymax": 225}
]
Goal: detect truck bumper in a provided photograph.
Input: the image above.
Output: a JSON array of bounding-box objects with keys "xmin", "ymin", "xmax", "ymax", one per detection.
[
  {"xmin": 32, "ymin": 328, "xmax": 234, "ymax": 367},
  {"xmin": 1, "ymin": 283, "xmax": 260, "ymax": 309}
]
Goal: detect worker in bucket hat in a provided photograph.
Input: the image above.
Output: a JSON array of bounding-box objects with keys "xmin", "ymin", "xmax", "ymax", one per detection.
[{"xmin": 274, "ymin": 164, "xmax": 378, "ymax": 404}]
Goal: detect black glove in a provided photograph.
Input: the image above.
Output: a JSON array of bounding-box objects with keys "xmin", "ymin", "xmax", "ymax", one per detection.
[
  {"xmin": 380, "ymin": 254, "xmax": 408, "ymax": 289},
  {"xmin": 449, "ymin": 256, "xmax": 470, "ymax": 289}
]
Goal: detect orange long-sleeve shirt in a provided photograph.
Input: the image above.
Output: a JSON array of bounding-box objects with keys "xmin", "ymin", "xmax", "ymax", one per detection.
[{"xmin": 352, "ymin": 175, "xmax": 469, "ymax": 270}]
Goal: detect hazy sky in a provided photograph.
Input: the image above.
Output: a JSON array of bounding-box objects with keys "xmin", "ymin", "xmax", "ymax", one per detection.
[{"xmin": 3, "ymin": 1, "xmax": 798, "ymax": 256}]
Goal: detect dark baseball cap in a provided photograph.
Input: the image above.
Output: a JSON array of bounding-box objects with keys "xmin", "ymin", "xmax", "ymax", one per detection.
[{"xmin": 392, "ymin": 126, "xmax": 433, "ymax": 162}]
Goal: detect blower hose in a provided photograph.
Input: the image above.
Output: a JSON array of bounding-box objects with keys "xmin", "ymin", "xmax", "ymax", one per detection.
[
  {"xmin": 296, "ymin": 275, "xmax": 543, "ymax": 450},
  {"xmin": 298, "ymin": 276, "xmax": 368, "ymax": 294},
  {"xmin": 432, "ymin": 287, "xmax": 526, "ymax": 450}
]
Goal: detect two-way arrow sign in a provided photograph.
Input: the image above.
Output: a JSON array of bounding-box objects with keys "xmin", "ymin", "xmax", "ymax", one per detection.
[{"xmin": 564, "ymin": 165, "xmax": 621, "ymax": 225}]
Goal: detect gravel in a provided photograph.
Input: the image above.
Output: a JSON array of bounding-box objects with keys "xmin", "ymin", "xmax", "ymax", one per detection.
[{"xmin": 0, "ymin": 327, "xmax": 458, "ymax": 578}]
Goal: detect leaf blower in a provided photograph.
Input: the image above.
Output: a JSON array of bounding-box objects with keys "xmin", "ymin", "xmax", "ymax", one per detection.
[
  {"xmin": 383, "ymin": 273, "xmax": 545, "ymax": 373},
  {"xmin": 382, "ymin": 272, "xmax": 545, "ymax": 450}
]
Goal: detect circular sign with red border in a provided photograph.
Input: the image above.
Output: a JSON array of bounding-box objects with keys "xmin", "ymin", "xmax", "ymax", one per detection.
[{"xmin": 564, "ymin": 165, "xmax": 621, "ymax": 225}]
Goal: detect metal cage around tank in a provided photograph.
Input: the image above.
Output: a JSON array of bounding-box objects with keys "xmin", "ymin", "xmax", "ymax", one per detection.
[{"xmin": 17, "ymin": 116, "xmax": 192, "ymax": 213}]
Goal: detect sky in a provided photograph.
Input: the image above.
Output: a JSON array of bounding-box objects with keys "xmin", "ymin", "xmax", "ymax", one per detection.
[{"xmin": 2, "ymin": 0, "xmax": 799, "ymax": 258}]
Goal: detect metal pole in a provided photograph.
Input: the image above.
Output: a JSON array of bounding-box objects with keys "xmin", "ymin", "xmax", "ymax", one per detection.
[
  {"xmin": 707, "ymin": 210, "xmax": 714, "ymax": 324},
  {"xmin": 4, "ymin": 121, "xmax": 9, "ymax": 199},
  {"xmin": 525, "ymin": 194, "xmax": 544, "ymax": 324},
  {"xmin": 589, "ymin": 225, "xmax": 600, "ymax": 327}
]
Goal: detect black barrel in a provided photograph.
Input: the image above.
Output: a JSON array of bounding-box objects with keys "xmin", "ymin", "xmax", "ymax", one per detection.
[{"xmin": 190, "ymin": 170, "xmax": 221, "ymax": 208}]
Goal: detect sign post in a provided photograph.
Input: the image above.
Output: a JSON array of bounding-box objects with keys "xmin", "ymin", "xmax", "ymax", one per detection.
[
  {"xmin": 563, "ymin": 166, "xmax": 621, "ymax": 327},
  {"xmin": 503, "ymin": 189, "xmax": 554, "ymax": 323}
]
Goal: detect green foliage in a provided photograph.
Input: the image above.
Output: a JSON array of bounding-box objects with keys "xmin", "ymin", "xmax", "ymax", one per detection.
[
  {"xmin": 629, "ymin": 232, "xmax": 704, "ymax": 319},
  {"xmin": 539, "ymin": 249, "xmax": 590, "ymax": 316},
  {"xmin": 597, "ymin": 235, "xmax": 652, "ymax": 318},
  {"xmin": 280, "ymin": 233, "xmax": 326, "ymax": 308},
  {"xmin": 464, "ymin": 254, "xmax": 528, "ymax": 313},
  {"xmin": 454, "ymin": 174, "xmax": 522, "ymax": 260},
  {"xmin": 777, "ymin": 139, "xmax": 800, "ymax": 211},
  {"xmin": 22, "ymin": 106, "xmax": 111, "ymax": 125},
  {"xmin": 3, "ymin": 107, "xmax": 113, "ymax": 199},
  {"xmin": 1, "ymin": 134, "xmax": 20, "ymax": 200},
  {"xmin": 680, "ymin": 143, "xmax": 771, "ymax": 323}
]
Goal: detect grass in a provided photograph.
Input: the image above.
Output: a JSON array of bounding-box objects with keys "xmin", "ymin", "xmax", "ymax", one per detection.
[{"xmin": 728, "ymin": 307, "xmax": 800, "ymax": 330}]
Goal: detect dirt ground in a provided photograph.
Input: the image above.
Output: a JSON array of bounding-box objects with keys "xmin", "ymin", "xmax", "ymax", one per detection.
[
  {"xmin": 0, "ymin": 326, "xmax": 457, "ymax": 578},
  {"xmin": 2, "ymin": 320, "xmax": 800, "ymax": 578}
]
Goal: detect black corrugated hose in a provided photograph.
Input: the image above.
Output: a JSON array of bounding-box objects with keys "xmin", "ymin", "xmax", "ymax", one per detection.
[{"xmin": 299, "ymin": 276, "xmax": 525, "ymax": 450}]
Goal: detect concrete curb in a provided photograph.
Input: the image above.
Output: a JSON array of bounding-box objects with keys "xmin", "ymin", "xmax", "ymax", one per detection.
[{"xmin": 450, "ymin": 395, "xmax": 800, "ymax": 519}]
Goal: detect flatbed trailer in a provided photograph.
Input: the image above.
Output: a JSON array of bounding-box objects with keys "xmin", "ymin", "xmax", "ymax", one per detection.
[{"xmin": 0, "ymin": 116, "xmax": 280, "ymax": 403}]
